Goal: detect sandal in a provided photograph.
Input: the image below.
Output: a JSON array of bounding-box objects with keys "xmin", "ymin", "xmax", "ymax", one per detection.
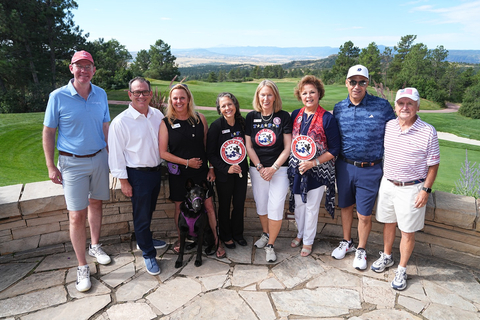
[
  {"xmin": 301, "ymin": 245, "xmax": 312, "ymax": 257},
  {"xmin": 216, "ymin": 245, "xmax": 226, "ymax": 259},
  {"xmin": 291, "ymin": 238, "xmax": 302, "ymax": 248},
  {"xmin": 173, "ymin": 240, "xmax": 180, "ymax": 254}
]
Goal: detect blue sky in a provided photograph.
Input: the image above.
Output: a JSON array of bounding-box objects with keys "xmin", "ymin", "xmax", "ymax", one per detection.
[{"xmin": 73, "ymin": 0, "xmax": 480, "ymax": 51}]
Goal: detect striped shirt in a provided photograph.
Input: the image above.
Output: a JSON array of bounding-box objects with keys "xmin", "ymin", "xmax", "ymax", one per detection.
[{"xmin": 383, "ymin": 116, "xmax": 440, "ymax": 181}]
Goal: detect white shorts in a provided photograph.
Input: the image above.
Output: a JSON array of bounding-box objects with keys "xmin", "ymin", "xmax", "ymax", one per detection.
[
  {"xmin": 376, "ymin": 176, "xmax": 426, "ymax": 233},
  {"xmin": 249, "ymin": 166, "xmax": 289, "ymax": 221}
]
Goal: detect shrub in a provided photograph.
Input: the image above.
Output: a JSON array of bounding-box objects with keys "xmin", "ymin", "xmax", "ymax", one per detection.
[
  {"xmin": 453, "ymin": 150, "xmax": 480, "ymax": 198},
  {"xmin": 459, "ymin": 83, "xmax": 480, "ymax": 119}
]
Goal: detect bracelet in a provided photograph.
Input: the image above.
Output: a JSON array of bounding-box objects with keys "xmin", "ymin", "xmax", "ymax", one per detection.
[
  {"xmin": 272, "ymin": 163, "xmax": 279, "ymax": 170},
  {"xmin": 209, "ymin": 166, "xmax": 214, "ymax": 169},
  {"xmin": 256, "ymin": 163, "xmax": 264, "ymax": 171},
  {"xmin": 315, "ymin": 158, "xmax": 320, "ymax": 166},
  {"xmin": 186, "ymin": 159, "xmax": 189, "ymax": 168}
]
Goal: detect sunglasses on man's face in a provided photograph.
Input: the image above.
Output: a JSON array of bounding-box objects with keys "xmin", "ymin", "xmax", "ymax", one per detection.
[{"xmin": 348, "ymin": 80, "xmax": 368, "ymax": 87}]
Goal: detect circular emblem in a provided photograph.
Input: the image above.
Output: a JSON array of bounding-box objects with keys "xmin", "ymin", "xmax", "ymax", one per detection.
[
  {"xmin": 296, "ymin": 116, "xmax": 302, "ymax": 123},
  {"xmin": 273, "ymin": 117, "xmax": 281, "ymax": 125},
  {"xmin": 255, "ymin": 129, "xmax": 276, "ymax": 147},
  {"xmin": 221, "ymin": 139, "xmax": 246, "ymax": 165},
  {"xmin": 291, "ymin": 135, "xmax": 317, "ymax": 160}
]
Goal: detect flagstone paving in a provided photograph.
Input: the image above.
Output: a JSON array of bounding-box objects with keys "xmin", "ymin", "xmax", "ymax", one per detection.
[{"xmin": 0, "ymin": 237, "xmax": 479, "ymax": 319}]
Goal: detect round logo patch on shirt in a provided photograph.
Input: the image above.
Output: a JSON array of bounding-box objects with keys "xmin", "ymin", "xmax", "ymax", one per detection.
[
  {"xmin": 255, "ymin": 129, "xmax": 276, "ymax": 147},
  {"xmin": 273, "ymin": 117, "xmax": 281, "ymax": 125},
  {"xmin": 291, "ymin": 135, "xmax": 317, "ymax": 161},
  {"xmin": 220, "ymin": 139, "xmax": 246, "ymax": 165}
]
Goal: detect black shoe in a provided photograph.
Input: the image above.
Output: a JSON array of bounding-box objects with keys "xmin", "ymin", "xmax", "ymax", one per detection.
[
  {"xmin": 234, "ymin": 238, "xmax": 248, "ymax": 246},
  {"xmin": 224, "ymin": 241, "xmax": 236, "ymax": 249},
  {"xmin": 205, "ymin": 244, "xmax": 216, "ymax": 256}
]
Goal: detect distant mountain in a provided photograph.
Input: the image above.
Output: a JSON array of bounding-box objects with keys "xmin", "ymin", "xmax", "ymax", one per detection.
[{"xmin": 132, "ymin": 46, "xmax": 480, "ymax": 66}]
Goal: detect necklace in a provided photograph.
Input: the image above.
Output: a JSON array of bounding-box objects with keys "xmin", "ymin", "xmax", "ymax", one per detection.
[
  {"xmin": 261, "ymin": 112, "xmax": 274, "ymax": 122},
  {"xmin": 301, "ymin": 113, "xmax": 314, "ymax": 135}
]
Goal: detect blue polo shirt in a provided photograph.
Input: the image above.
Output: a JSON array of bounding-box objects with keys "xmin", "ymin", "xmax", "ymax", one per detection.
[
  {"xmin": 44, "ymin": 79, "xmax": 110, "ymax": 155},
  {"xmin": 333, "ymin": 92, "xmax": 395, "ymax": 162}
]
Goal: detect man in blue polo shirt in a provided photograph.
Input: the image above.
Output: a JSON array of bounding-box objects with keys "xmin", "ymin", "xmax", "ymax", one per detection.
[
  {"xmin": 43, "ymin": 50, "xmax": 111, "ymax": 292},
  {"xmin": 331, "ymin": 65, "xmax": 395, "ymax": 270}
]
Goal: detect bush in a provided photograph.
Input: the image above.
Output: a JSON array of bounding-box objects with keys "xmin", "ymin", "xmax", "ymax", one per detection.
[
  {"xmin": 459, "ymin": 83, "xmax": 480, "ymax": 119},
  {"xmin": 454, "ymin": 150, "xmax": 480, "ymax": 198},
  {"xmin": 0, "ymin": 83, "xmax": 51, "ymax": 113}
]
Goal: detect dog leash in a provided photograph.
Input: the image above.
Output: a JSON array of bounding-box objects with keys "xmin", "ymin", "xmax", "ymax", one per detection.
[{"xmin": 208, "ymin": 180, "xmax": 220, "ymax": 253}]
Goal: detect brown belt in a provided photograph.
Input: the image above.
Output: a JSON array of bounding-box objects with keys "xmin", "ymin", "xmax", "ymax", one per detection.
[{"xmin": 59, "ymin": 149, "xmax": 102, "ymax": 158}]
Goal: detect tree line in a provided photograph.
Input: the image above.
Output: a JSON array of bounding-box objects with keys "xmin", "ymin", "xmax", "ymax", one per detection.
[{"xmin": 1, "ymin": 2, "xmax": 480, "ymax": 118}]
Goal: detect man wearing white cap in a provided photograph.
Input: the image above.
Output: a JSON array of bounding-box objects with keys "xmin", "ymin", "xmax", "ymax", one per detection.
[
  {"xmin": 43, "ymin": 50, "xmax": 111, "ymax": 292},
  {"xmin": 332, "ymin": 65, "xmax": 395, "ymax": 270},
  {"xmin": 371, "ymin": 87, "xmax": 439, "ymax": 290}
]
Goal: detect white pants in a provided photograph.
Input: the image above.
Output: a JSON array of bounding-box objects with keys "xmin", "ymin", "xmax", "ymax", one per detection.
[
  {"xmin": 294, "ymin": 185, "xmax": 326, "ymax": 245},
  {"xmin": 249, "ymin": 167, "xmax": 289, "ymax": 221}
]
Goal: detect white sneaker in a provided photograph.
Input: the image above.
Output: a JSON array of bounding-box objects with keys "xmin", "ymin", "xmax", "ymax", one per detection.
[
  {"xmin": 331, "ymin": 239, "xmax": 355, "ymax": 259},
  {"xmin": 353, "ymin": 248, "xmax": 367, "ymax": 270},
  {"xmin": 88, "ymin": 244, "xmax": 111, "ymax": 265},
  {"xmin": 136, "ymin": 239, "xmax": 168, "ymax": 250},
  {"xmin": 371, "ymin": 251, "xmax": 394, "ymax": 273},
  {"xmin": 265, "ymin": 245, "xmax": 276, "ymax": 262},
  {"xmin": 254, "ymin": 233, "xmax": 269, "ymax": 248},
  {"xmin": 391, "ymin": 268, "xmax": 407, "ymax": 290},
  {"xmin": 75, "ymin": 265, "xmax": 91, "ymax": 292}
]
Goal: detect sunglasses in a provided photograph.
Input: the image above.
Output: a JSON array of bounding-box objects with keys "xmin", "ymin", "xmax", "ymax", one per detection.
[{"xmin": 348, "ymin": 80, "xmax": 368, "ymax": 87}]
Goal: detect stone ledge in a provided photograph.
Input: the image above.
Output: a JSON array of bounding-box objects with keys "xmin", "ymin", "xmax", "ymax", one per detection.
[
  {"xmin": 434, "ymin": 191, "xmax": 477, "ymax": 229},
  {"xmin": 20, "ymin": 181, "xmax": 66, "ymax": 216},
  {"xmin": 0, "ymin": 184, "xmax": 22, "ymax": 219}
]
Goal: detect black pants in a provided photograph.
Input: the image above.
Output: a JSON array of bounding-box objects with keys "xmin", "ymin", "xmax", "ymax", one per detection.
[
  {"xmin": 127, "ymin": 167, "xmax": 162, "ymax": 259},
  {"xmin": 215, "ymin": 173, "xmax": 247, "ymax": 242}
]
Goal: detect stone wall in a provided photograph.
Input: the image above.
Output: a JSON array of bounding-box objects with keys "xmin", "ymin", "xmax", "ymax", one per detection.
[{"xmin": 1, "ymin": 177, "xmax": 479, "ymax": 268}]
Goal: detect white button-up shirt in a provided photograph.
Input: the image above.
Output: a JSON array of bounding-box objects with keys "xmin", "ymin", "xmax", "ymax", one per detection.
[{"xmin": 108, "ymin": 104, "xmax": 164, "ymax": 179}]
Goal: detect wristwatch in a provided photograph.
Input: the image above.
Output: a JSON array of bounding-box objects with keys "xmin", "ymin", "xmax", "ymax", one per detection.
[{"xmin": 422, "ymin": 187, "xmax": 432, "ymax": 193}]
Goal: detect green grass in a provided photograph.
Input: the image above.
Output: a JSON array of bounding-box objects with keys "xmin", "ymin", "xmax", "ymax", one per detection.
[
  {"xmin": 435, "ymin": 141, "xmax": 480, "ymax": 193},
  {"xmin": 418, "ymin": 113, "xmax": 480, "ymax": 140},
  {"xmin": 1, "ymin": 79, "xmax": 478, "ymax": 193}
]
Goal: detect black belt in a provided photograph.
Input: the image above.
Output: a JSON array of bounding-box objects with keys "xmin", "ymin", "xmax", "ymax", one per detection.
[
  {"xmin": 128, "ymin": 164, "xmax": 162, "ymax": 172},
  {"xmin": 59, "ymin": 149, "xmax": 101, "ymax": 158},
  {"xmin": 388, "ymin": 178, "xmax": 425, "ymax": 186},
  {"xmin": 340, "ymin": 155, "xmax": 382, "ymax": 168}
]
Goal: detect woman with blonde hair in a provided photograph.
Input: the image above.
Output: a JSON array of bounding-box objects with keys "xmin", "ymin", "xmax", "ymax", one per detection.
[
  {"xmin": 159, "ymin": 84, "xmax": 226, "ymax": 259},
  {"xmin": 245, "ymin": 80, "xmax": 292, "ymax": 262}
]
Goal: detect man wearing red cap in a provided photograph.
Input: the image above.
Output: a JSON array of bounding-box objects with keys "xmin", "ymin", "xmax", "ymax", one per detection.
[
  {"xmin": 43, "ymin": 50, "xmax": 111, "ymax": 292},
  {"xmin": 371, "ymin": 87, "xmax": 440, "ymax": 291}
]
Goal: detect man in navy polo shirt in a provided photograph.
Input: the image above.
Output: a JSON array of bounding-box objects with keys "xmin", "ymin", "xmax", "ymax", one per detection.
[
  {"xmin": 43, "ymin": 50, "xmax": 111, "ymax": 292},
  {"xmin": 331, "ymin": 65, "xmax": 395, "ymax": 270}
]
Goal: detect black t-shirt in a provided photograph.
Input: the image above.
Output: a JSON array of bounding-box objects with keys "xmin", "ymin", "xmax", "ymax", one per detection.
[{"xmin": 245, "ymin": 110, "xmax": 292, "ymax": 167}]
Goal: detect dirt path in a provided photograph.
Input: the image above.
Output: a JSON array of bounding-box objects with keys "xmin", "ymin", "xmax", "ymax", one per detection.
[{"xmin": 418, "ymin": 102, "xmax": 459, "ymax": 113}]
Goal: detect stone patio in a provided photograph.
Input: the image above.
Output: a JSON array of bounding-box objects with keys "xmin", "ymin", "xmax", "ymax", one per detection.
[{"xmin": 0, "ymin": 236, "xmax": 479, "ymax": 320}]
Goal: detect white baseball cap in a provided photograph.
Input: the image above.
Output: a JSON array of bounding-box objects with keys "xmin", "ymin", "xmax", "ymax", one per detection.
[
  {"xmin": 346, "ymin": 65, "xmax": 369, "ymax": 79},
  {"xmin": 395, "ymin": 88, "xmax": 420, "ymax": 104}
]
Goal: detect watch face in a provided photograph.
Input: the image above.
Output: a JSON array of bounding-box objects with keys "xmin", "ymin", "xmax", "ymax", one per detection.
[{"xmin": 423, "ymin": 187, "xmax": 432, "ymax": 193}]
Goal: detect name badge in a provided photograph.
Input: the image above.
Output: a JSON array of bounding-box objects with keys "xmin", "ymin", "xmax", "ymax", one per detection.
[
  {"xmin": 172, "ymin": 123, "xmax": 181, "ymax": 129},
  {"xmin": 253, "ymin": 119, "xmax": 261, "ymax": 123},
  {"xmin": 222, "ymin": 129, "xmax": 231, "ymax": 134}
]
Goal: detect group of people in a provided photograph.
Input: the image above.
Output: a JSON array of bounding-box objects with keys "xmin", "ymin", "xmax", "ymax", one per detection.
[{"xmin": 43, "ymin": 50, "xmax": 439, "ymax": 294}]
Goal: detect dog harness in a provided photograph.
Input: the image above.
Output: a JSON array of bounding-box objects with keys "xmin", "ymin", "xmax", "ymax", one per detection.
[{"xmin": 181, "ymin": 212, "xmax": 200, "ymax": 237}]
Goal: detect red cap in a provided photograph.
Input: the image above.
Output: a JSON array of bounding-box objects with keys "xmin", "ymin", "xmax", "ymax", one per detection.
[{"xmin": 71, "ymin": 50, "xmax": 94, "ymax": 64}]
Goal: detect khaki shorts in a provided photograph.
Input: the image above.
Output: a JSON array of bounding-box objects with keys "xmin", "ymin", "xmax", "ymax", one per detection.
[
  {"xmin": 58, "ymin": 148, "xmax": 110, "ymax": 211},
  {"xmin": 376, "ymin": 176, "xmax": 426, "ymax": 233}
]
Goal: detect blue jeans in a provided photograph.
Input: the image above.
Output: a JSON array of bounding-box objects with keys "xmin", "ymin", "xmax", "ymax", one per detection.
[{"xmin": 127, "ymin": 167, "xmax": 162, "ymax": 259}]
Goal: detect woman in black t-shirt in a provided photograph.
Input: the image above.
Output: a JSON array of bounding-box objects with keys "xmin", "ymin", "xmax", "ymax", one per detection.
[{"xmin": 245, "ymin": 80, "xmax": 292, "ymax": 263}]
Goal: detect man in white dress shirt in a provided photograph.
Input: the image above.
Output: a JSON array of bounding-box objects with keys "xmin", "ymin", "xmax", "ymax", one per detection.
[{"xmin": 108, "ymin": 77, "xmax": 166, "ymax": 275}]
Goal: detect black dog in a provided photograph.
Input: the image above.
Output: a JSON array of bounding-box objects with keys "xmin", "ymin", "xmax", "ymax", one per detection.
[{"xmin": 175, "ymin": 179, "xmax": 214, "ymax": 268}]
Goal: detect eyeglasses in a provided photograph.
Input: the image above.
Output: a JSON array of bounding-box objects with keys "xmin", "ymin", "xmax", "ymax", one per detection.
[
  {"xmin": 130, "ymin": 90, "xmax": 151, "ymax": 97},
  {"xmin": 73, "ymin": 64, "xmax": 93, "ymax": 71},
  {"xmin": 348, "ymin": 80, "xmax": 368, "ymax": 87}
]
